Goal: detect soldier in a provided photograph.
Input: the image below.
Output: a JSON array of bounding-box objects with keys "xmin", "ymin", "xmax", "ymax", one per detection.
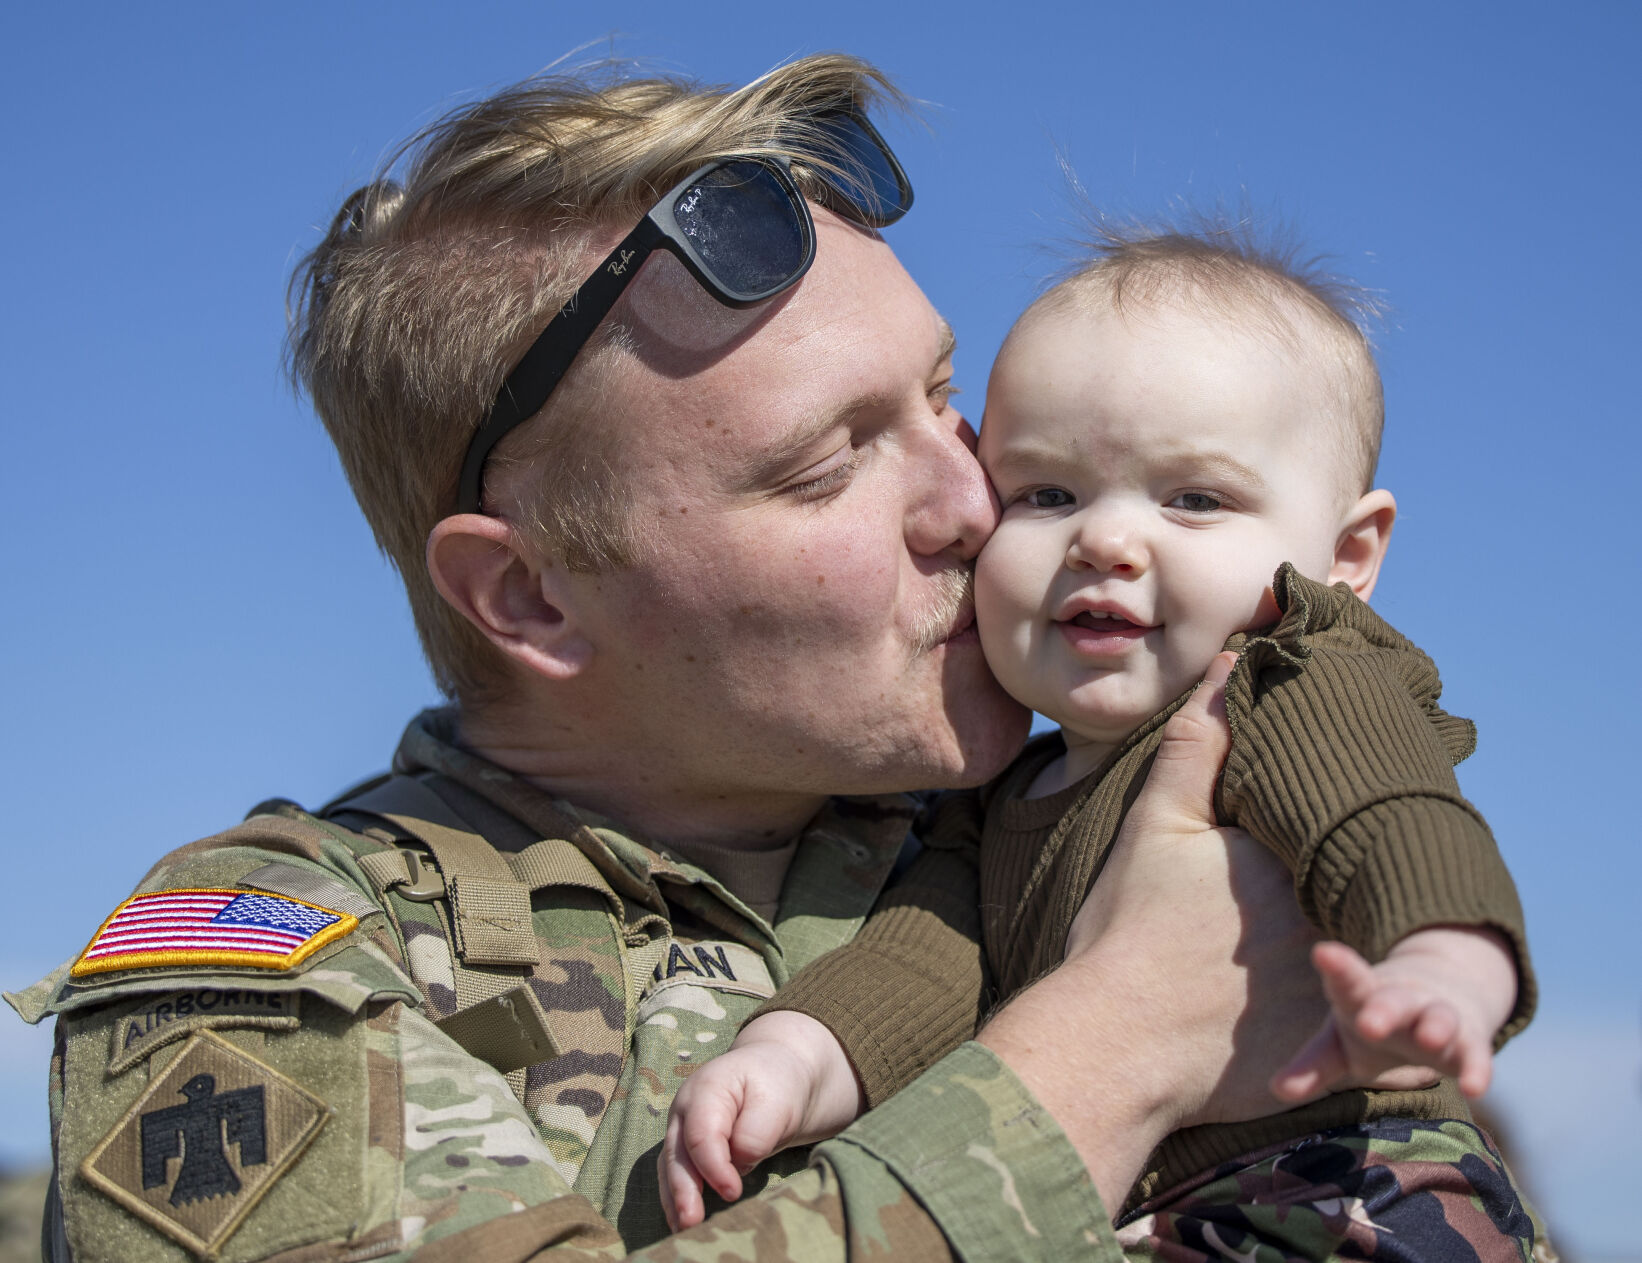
[{"xmin": 6, "ymin": 55, "xmax": 1541, "ymax": 1262}]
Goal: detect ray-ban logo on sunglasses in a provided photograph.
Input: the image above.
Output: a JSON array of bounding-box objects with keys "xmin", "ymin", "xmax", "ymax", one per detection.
[{"xmin": 607, "ymin": 249, "xmax": 638, "ymax": 277}]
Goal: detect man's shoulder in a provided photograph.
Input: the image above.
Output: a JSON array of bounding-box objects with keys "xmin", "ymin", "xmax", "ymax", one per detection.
[{"xmin": 7, "ymin": 802, "xmax": 415, "ymax": 1031}]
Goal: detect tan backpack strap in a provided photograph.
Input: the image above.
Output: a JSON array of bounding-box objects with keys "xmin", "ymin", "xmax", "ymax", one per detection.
[
  {"xmin": 506, "ymin": 838, "xmax": 617, "ymax": 902},
  {"xmin": 353, "ymin": 848, "xmax": 416, "ymax": 895},
  {"xmin": 337, "ymin": 777, "xmax": 540, "ymax": 969},
  {"xmin": 328, "ymin": 774, "xmax": 637, "ymax": 1127}
]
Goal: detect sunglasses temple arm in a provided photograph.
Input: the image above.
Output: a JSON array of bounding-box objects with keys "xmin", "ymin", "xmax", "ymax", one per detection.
[{"xmin": 455, "ymin": 220, "xmax": 665, "ymax": 514}]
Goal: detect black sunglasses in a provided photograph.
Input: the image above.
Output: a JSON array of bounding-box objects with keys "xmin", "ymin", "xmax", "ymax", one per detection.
[{"xmin": 455, "ymin": 106, "xmax": 914, "ymax": 514}]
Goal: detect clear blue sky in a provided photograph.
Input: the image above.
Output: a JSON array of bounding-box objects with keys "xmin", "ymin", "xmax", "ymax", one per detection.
[{"xmin": 3, "ymin": 4, "xmax": 1637, "ymax": 1256}]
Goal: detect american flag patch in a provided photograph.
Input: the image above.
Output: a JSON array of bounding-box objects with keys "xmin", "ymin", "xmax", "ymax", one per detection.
[{"xmin": 71, "ymin": 889, "xmax": 358, "ymax": 977}]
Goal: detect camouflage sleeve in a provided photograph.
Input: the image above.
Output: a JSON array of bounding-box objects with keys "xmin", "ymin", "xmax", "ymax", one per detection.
[
  {"xmin": 819, "ymin": 1041, "xmax": 1123, "ymax": 1262},
  {"xmin": 394, "ymin": 1038, "xmax": 1123, "ymax": 1261},
  {"xmin": 1115, "ymin": 1116, "xmax": 1552, "ymax": 1263}
]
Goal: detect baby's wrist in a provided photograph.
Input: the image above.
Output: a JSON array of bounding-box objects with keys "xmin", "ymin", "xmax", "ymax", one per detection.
[
  {"xmin": 1387, "ymin": 924, "xmax": 1518, "ymax": 1029},
  {"xmin": 736, "ymin": 1010, "xmax": 866, "ymax": 1133}
]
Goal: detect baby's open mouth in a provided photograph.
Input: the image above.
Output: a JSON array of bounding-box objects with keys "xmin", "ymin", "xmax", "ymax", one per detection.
[{"xmin": 1068, "ymin": 611, "xmax": 1149, "ymax": 631}]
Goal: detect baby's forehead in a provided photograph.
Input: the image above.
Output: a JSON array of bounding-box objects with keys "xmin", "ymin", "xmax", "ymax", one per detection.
[
  {"xmin": 998, "ymin": 287, "xmax": 1322, "ymax": 424},
  {"xmin": 986, "ymin": 283, "xmax": 1367, "ymax": 497}
]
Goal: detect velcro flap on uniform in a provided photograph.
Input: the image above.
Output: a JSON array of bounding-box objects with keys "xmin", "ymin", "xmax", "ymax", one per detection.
[
  {"xmin": 507, "ymin": 838, "xmax": 620, "ymax": 907},
  {"xmin": 447, "ymin": 875, "xmax": 540, "ymax": 966},
  {"xmin": 434, "ymin": 984, "xmax": 561, "ymax": 1074},
  {"xmin": 239, "ymin": 862, "xmax": 383, "ymax": 923}
]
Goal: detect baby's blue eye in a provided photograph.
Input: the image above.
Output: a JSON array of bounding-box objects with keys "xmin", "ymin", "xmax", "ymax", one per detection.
[
  {"xmin": 1173, "ymin": 492, "xmax": 1223, "ymax": 513},
  {"xmin": 1027, "ymin": 488, "xmax": 1074, "ymax": 509}
]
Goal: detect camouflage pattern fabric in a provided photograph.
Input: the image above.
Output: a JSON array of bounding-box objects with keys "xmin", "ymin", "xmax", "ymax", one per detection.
[
  {"xmin": 1117, "ymin": 1117, "xmax": 1556, "ymax": 1263},
  {"xmin": 4, "ymin": 711, "xmax": 1117, "ymax": 1262}
]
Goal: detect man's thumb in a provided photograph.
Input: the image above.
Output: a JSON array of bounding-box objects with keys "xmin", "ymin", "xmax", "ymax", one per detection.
[{"xmin": 1136, "ymin": 651, "xmax": 1237, "ymax": 827}]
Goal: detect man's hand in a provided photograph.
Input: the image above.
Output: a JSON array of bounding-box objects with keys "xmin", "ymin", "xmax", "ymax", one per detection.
[
  {"xmin": 1272, "ymin": 926, "xmax": 1518, "ymax": 1102},
  {"xmin": 1060, "ymin": 654, "xmax": 1346, "ymax": 1128},
  {"xmin": 980, "ymin": 654, "xmax": 1333, "ymax": 1206}
]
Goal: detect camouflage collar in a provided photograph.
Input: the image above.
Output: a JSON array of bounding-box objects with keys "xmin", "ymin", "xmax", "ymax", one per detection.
[{"xmin": 389, "ymin": 708, "xmax": 918, "ymax": 970}]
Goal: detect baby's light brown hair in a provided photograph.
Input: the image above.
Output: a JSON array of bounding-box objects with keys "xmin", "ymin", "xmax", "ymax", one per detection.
[{"xmin": 1037, "ymin": 217, "xmax": 1385, "ymax": 510}]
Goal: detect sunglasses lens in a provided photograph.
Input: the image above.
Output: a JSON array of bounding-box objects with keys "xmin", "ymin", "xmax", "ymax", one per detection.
[
  {"xmin": 673, "ymin": 160, "xmax": 810, "ymax": 298},
  {"xmin": 812, "ymin": 112, "xmax": 911, "ymax": 227}
]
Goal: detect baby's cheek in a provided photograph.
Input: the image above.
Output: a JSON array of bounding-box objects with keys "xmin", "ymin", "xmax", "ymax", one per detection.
[
  {"xmin": 1196, "ymin": 566, "xmax": 1285, "ymax": 646},
  {"xmin": 1247, "ymin": 583, "xmax": 1283, "ymax": 630},
  {"xmin": 973, "ymin": 551, "xmax": 1035, "ymax": 681}
]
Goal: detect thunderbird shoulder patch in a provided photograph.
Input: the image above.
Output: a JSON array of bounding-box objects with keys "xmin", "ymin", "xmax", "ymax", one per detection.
[
  {"xmin": 81, "ymin": 1029, "xmax": 329, "ymax": 1256},
  {"xmin": 72, "ymin": 889, "xmax": 358, "ymax": 977}
]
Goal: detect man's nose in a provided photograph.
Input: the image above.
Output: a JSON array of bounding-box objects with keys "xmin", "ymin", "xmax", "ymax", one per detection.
[
  {"xmin": 905, "ymin": 406, "xmax": 996, "ymax": 561},
  {"xmin": 1066, "ymin": 512, "xmax": 1148, "ymax": 575}
]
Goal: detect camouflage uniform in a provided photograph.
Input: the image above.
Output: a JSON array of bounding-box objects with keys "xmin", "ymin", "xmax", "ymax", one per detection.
[
  {"xmin": 7, "ymin": 709, "xmax": 1552, "ymax": 1262},
  {"xmin": 1116, "ymin": 1119, "xmax": 1557, "ymax": 1263},
  {"xmin": 7, "ymin": 710, "xmax": 1111, "ymax": 1262}
]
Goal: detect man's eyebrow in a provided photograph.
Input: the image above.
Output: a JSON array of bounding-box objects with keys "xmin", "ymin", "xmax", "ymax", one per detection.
[{"xmin": 933, "ymin": 318, "xmax": 956, "ymax": 370}]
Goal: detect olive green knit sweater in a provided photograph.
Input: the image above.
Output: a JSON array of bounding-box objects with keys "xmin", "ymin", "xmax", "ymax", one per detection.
[{"xmin": 766, "ymin": 565, "xmax": 1533, "ymax": 1208}]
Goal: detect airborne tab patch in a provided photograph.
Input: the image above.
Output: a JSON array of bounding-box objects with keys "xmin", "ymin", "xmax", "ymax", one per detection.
[
  {"xmin": 82, "ymin": 1030, "xmax": 329, "ymax": 1256},
  {"xmin": 72, "ymin": 889, "xmax": 358, "ymax": 977},
  {"xmin": 108, "ymin": 989, "xmax": 302, "ymax": 1075}
]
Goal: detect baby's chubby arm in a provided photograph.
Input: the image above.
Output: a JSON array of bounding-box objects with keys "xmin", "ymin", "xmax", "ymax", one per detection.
[
  {"xmin": 1272, "ymin": 924, "xmax": 1517, "ymax": 1102},
  {"xmin": 659, "ymin": 1010, "xmax": 864, "ymax": 1231}
]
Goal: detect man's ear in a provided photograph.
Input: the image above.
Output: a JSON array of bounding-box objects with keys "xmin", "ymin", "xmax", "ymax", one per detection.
[
  {"xmin": 1327, "ymin": 488, "xmax": 1397, "ymax": 601},
  {"xmin": 426, "ymin": 515, "xmax": 594, "ymax": 681}
]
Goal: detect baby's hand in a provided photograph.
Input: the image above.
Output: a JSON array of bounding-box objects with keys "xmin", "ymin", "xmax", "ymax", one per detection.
[
  {"xmin": 1271, "ymin": 925, "xmax": 1517, "ymax": 1103},
  {"xmin": 659, "ymin": 1010, "xmax": 864, "ymax": 1231}
]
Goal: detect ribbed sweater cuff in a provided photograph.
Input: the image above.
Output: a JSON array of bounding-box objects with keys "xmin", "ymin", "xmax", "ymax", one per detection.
[
  {"xmin": 775, "ymin": 947, "xmax": 979, "ymax": 1106},
  {"xmin": 1315, "ymin": 796, "xmax": 1536, "ymax": 1041},
  {"xmin": 754, "ymin": 893, "xmax": 985, "ymax": 1107}
]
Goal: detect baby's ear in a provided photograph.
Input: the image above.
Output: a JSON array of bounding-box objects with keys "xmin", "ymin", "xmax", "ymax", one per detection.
[{"xmin": 1328, "ymin": 489, "xmax": 1397, "ymax": 600}]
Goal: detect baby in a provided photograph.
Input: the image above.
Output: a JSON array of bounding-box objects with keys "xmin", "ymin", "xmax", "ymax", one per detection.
[{"xmin": 660, "ymin": 225, "xmax": 1533, "ymax": 1229}]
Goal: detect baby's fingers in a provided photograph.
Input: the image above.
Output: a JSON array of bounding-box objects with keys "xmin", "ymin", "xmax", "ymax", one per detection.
[
  {"xmin": 1311, "ymin": 941, "xmax": 1378, "ymax": 1017},
  {"xmin": 1316, "ymin": 942, "xmax": 1434, "ymax": 1049},
  {"xmin": 1402, "ymin": 999, "xmax": 1499, "ymax": 1098},
  {"xmin": 680, "ymin": 1100, "xmax": 746, "ymax": 1204},
  {"xmin": 1271, "ymin": 1017, "xmax": 1349, "ymax": 1102},
  {"xmin": 1405, "ymin": 999, "xmax": 1461, "ymax": 1058},
  {"xmin": 1452, "ymin": 1029, "xmax": 1496, "ymax": 1099},
  {"xmin": 659, "ymin": 1114, "xmax": 709, "ymax": 1232},
  {"xmin": 1352, "ymin": 980, "xmax": 1434, "ymax": 1045}
]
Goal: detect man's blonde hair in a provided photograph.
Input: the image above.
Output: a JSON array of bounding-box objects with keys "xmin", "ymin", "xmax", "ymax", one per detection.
[
  {"xmin": 287, "ymin": 55, "xmax": 901, "ymax": 705},
  {"xmin": 1042, "ymin": 216, "xmax": 1385, "ymax": 504}
]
